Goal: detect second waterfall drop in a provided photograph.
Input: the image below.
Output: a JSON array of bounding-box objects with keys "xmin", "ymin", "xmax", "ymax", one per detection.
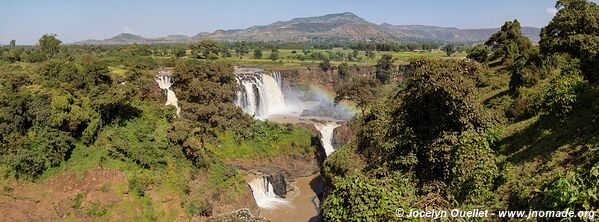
[{"xmin": 315, "ymin": 122, "xmax": 340, "ymax": 156}]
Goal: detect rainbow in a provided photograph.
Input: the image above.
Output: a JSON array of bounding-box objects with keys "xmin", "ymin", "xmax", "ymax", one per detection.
[{"xmin": 308, "ymin": 84, "xmax": 361, "ymax": 115}]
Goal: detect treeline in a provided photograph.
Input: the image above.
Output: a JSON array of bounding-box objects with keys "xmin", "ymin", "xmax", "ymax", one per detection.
[
  {"xmin": 1, "ymin": 39, "xmax": 450, "ymax": 64},
  {"xmin": 324, "ymin": 0, "xmax": 599, "ymax": 221},
  {"xmin": 348, "ymin": 41, "xmax": 442, "ymax": 52}
]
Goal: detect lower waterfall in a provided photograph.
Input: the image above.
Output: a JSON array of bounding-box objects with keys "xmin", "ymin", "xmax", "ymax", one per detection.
[{"xmin": 247, "ymin": 176, "xmax": 289, "ymax": 209}]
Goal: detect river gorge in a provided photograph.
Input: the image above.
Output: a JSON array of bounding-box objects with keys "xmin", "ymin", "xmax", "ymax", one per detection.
[{"xmin": 233, "ymin": 67, "xmax": 351, "ymax": 221}]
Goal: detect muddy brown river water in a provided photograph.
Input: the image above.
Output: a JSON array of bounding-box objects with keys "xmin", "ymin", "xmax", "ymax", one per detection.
[
  {"xmin": 249, "ymin": 114, "xmax": 339, "ymax": 222},
  {"xmin": 259, "ymin": 174, "xmax": 323, "ymax": 222}
]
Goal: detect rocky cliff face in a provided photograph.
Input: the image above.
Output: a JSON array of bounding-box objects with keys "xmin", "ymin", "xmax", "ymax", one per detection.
[
  {"xmin": 267, "ymin": 172, "xmax": 289, "ymax": 197},
  {"xmin": 277, "ymin": 66, "xmax": 375, "ymax": 90},
  {"xmin": 333, "ymin": 123, "xmax": 354, "ymax": 148}
]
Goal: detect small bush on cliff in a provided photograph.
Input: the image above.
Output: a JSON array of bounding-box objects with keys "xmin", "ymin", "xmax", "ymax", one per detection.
[
  {"xmin": 322, "ymin": 175, "xmax": 405, "ymax": 222},
  {"xmin": 530, "ymin": 145, "xmax": 599, "ymax": 212},
  {"xmin": 186, "ymin": 198, "xmax": 213, "ymax": 217},
  {"xmin": 322, "ymin": 144, "xmax": 365, "ymax": 186},
  {"xmin": 540, "ymin": 65, "xmax": 589, "ymax": 120}
]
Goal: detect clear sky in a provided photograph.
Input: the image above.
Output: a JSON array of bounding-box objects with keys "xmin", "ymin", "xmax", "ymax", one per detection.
[{"xmin": 0, "ymin": 0, "xmax": 581, "ymax": 44}]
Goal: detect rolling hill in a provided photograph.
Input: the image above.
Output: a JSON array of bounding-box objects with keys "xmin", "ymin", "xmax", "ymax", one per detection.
[{"xmin": 74, "ymin": 12, "xmax": 540, "ymax": 44}]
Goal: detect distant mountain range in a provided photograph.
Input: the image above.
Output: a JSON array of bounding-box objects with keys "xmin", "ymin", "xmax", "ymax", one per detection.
[{"xmin": 75, "ymin": 12, "xmax": 540, "ymax": 45}]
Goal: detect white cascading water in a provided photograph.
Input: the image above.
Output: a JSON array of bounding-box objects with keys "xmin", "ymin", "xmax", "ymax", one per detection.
[
  {"xmin": 247, "ymin": 176, "xmax": 289, "ymax": 209},
  {"xmin": 315, "ymin": 122, "xmax": 340, "ymax": 156},
  {"xmin": 235, "ymin": 71, "xmax": 286, "ymax": 119},
  {"xmin": 154, "ymin": 74, "xmax": 181, "ymax": 116}
]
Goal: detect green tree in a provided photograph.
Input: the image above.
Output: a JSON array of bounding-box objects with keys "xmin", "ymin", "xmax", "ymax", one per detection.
[
  {"xmin": 234, "ymin": 41, "xmax": 249, "ymax": 56},
  {"xmin": 319, "ymin": 58, "xmax": 332, "ymax": 72},
  {"xmin": 509, "ymin": 47, "xmax": 545, "ymax": 91},
  {"xmin": 174, "ymin": 48, "xmax": 186, "ymax": 57},
  {"xmin": 334, "ymin": 76, "xmax": 377, "ymax": 115},
  {"xmin": 443, "ymin": 44, "xmax": 457, "ymax": 56},
  {"xmin": 337, "ymin": 62, "xmax": 350, "ymax": 81},
  {"xmin": 322, "ymin": 176, "xmax": 403, "ymax": 222},
  {"xmin": 400, "ymin": 59, "xmax": 487, "ymax": 143},
  {"xmin": 540, "ymin": 0, "xmax": 599, "ymax": 83},
  {"xmin": 38, "ymin": 34, "xmax": 62, "ymax": 59},
  {"xmin": 375, "ymin": 54, "xmax": 394, "ymax": 84},
  {"xmin": 485, "ymin": 20, "xmax": 531, "ymax": 64},
  {"xmin": 269, "ymin": 48, "xmax": 279, "ymax": 61},
  {"xmin": 466, "ymin": 44, "xmax": 490, "ymax": 63},
  {"xmin": 191, "ymin": 40, "xmax": 222, "ymax": 59},
  {"xmin": 541, "ymin": 66, "xmax": 589, "ymax": 119},
  {"xmin": 7, "ymin": 48, "xmax": 22, "ymax": 63},
  {"xmin": 365, "ymin": 50, "xmax": 376, "ymax": 60},
  {"xmin": 390, "ymin": 59, "xmax": 491, "ymax": 184},
  {"xmin": 253, "ymin": 48, "xmax": 263, "ymax": 59}
]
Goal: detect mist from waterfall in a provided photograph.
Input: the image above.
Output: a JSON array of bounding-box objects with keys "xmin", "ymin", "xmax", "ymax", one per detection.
[
  {"xmin": 315, "ymin": 122, "xmax": 340, "ymax": 156},
  {"xmin": 154, "ymin": 75, "xmax": 181, "ymax": 116},
  {"xmin": 247, "ymin": 176, "xmax": 289, "ymax": 209}
]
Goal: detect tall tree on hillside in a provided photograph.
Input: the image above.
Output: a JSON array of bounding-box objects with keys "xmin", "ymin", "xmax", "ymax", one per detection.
[
  {"xmin": 540, "ymin": 0, "xmax": 599, "ymax": 83},
  {"xmin": 174, "ymin": 48, "xmax": 186, "ymax": 57},
  {"xmin": 337, "ymin": 62, "xmax": 350, "ymax": 81},
  {"xmin": 253, "ymin": 49, "xmax": 263, "ymax": 59},
  {"xmin": 375, "ymin": 54, "xmax": 394, "ymax": 84},
  {"xmin": 444, "ymin": 44, "xmax": 457, "ymax": 56},
  {"xmin": 38, "ymin": 34, "xmax": 62, "ymax": 59},
  {"xmin": 9, "ymin": 40, "xmax": 16, "ymax": 49},
  {"xmin": 234, "ymin": 41, "xmax": 249, "ymax": 56},
  {"xmin": 191, "ymin": 40, "xmax": 222, "ymax": 59},
  {"xmin": 334, "ymin": 76, "xmax": 378, "ymax": 115},
  {"xmin": 319, "ymin": 58, "xmax": 332, "ymax": 72},
  {"xmin": 365, "ymin": 50, "xmax": 376, "ymax": 60},
  {"xmin": 269, "ymin": 48, "xmax": 279, "ymax": 61},
  {"xmin": 466, "ymin": 44, "xmax": 490, "ymax": 63},
  {"xmin": 485, "ymin": 20, "xmax": 531, "ymax": 64}
]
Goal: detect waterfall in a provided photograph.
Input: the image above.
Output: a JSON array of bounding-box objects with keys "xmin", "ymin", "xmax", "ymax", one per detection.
[
  {"xmin": 315, "ymin": 122, "xmax": 340, "ymax": 156},
  {"xmin": 270, "ymin": 71, "xmax": 282, "ymax": 87},
  {"xmin": 154, "ymin": 75, "xmax": 181, "ymax": 116},
  {"xmin": 235, "ymin": 70, "xmax": 286, "ymax": 119},
  {"xmin": 247, "ymin": 176, "xmax": 289, "ymax": 208}
]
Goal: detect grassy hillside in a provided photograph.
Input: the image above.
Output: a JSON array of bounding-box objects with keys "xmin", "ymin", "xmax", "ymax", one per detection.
[{"xmin": 321, "ymin": 8, "xmax": 599, "ymax": 220}]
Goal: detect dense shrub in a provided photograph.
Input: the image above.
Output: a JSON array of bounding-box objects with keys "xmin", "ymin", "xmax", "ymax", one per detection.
[
  {"xmin": 509, "ymin": 48, "xmax": 546, "ymax": 91},
  {"xmin": 399, "ymin": 59, "xmax": 488, "ymax": 144},
  {"xmin": 4, "ymin": 127, "xmax": 74, "ymax": 178},
  {"xmin": 322, "ymin": 144, "xmax": 365, "ymax": 188},
  {"xmin": 98, "ymin": 109, "xmax": 169, "ymax": 169},
  {"xmin": 541, "ymin": 67, "xmax": 589, "ymax": 119},
  {"xmin": 467, "ymin": 44, "xmax": 490, "ymax": 63},
  {"xmin": 186, "ymin": 199, "xmax": 213, "ymax": 217},
  {"xmin": 448, "ymin": 130, "xmax": 499, "ymax": 204},
  {"xmin": 322, "ymin": 176, "xmax": 404, "ymax": 222}
]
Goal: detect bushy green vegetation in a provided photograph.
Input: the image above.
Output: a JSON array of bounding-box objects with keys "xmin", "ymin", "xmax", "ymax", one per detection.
[
  {"xmin": 207, "ymin": 121, "xmax": 315, "ymax": 159},
  {"xmin": 0, "ymin": 32, "xmax": 320, "ymax": 220},
  {"xmin": 323, "ymin": 1, "xmax": 599, "ymax": 220}
]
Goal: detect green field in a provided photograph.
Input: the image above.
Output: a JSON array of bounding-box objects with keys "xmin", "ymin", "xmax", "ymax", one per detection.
[{"xmin": 217, "ymin": 48, "xmax": 465, "ymax": 69}]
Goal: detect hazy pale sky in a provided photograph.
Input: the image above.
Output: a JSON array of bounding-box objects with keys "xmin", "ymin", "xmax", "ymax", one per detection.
[{"xmin": 0, "ymin": 0, "xmax": 579, "ymax": 44}]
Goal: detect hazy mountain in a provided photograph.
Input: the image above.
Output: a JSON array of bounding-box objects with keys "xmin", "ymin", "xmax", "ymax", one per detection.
[
  {"xmin": 192, "ymin": 12, "xmax": 395, "ymax": 42},
  {"xmin": 76, "ymin": 33, "xmax": 192, "ymax": 45},
  {"xmin": 380, "ymin": 23, "xmax": 541, "ymax": 43},
  {"xmin": 74, "ymin": 12, "xmax": 540, "ymax": 45}
]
